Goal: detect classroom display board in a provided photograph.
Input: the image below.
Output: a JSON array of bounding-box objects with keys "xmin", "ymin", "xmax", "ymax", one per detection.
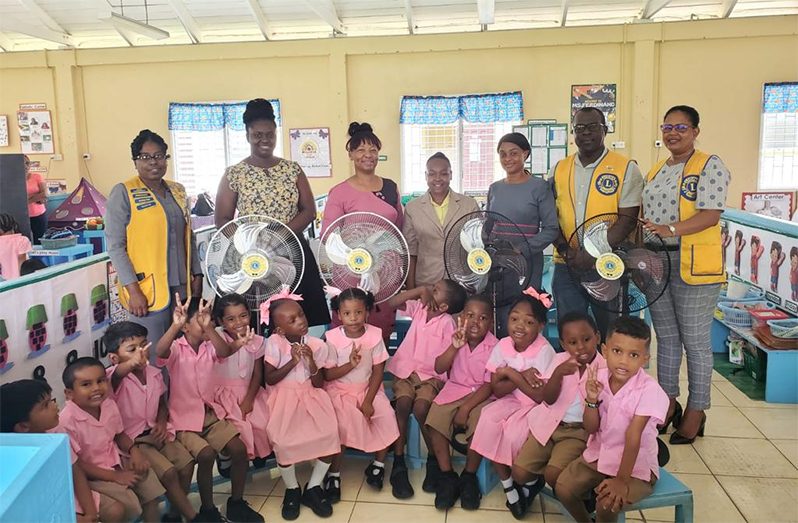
[{"xmin": 513, "ymin": 122, "xmax": 568, "ymax": 175}]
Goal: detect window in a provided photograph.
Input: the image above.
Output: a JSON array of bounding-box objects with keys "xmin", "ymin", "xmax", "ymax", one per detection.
[
  {"xmin": 400, "ymin": 92, "xmax": 523, "ymax": 194},
  {"xmin": 168, "ymin": 101, "xmax": 282, "ymax": 197},
  {"xmin": 759, "ymin": 83, "xmax": 798, "ymax": 190}
]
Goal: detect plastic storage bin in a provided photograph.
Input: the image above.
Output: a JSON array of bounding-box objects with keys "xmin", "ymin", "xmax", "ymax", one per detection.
[{"xmin": 717, "ymin": 301, "xmax": 775, "ymax": 328}]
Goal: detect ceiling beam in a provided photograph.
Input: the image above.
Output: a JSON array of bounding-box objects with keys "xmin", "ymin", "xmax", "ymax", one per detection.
[
  {"xmin": 477, "ymin": 0, "xmax": 495, "ymax": 25},
  {"xmin": 0, "ymin": 18, "xmax": 73, "ymax": 46},
  {"xmin": 244, "ymin": 0, "xmax": 272, "ymax": 40},
  {"xmin": 719, "ymin": 0, "xmax": 738, "ymax": 18},
  {"xmin": 164, "ymin": 0, "xmax": 202, "ymax": 43},
  {"xmin": 640, "ymin": 0, "xmax": 673, "ymax": 19},
  {"xmin": 0, "ymin": 32, "xmax": 14, "ymax": 51},
  {"xmin": 18, "ymin": 0, "xmax": 68, "ymax": 33},
  {"xmin": 404, "ymin": 0, "xmax": 415, "ymax": 34},
  {"xmin": 560, "ymin": 0, "xmax": 569, "ymax": 26},
  {"xmin": 301, "ymin": 0, "xmax": 344, "ymax": 34}
]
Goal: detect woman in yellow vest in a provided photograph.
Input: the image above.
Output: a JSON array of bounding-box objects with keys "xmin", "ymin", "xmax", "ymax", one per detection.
[
  {"xmin": 642, "ymin": 105, "xmax": 730, "ymax": 445},
  {"xmin": 106, "ymin": 129, "xmax": 202, "ymax": 346}
]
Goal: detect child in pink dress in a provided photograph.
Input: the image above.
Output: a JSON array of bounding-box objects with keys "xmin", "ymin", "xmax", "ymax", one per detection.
[
  {"xmin": 555, "ymin": 316, "xmax": 668, "ymax": 523},
  {"xmin": 322, "ymin": 288, "xmax": 400, "ymax": 501},
  {"xmin": 469, "ymin": 289, "xmax": 556, "ymax": 519},
  {"xmin": 512, "ymin": 312, "xmax": 606, "ymax": 515},
  {"xmin": 211, "ymin": 293, "xmax": 272, "ymax": 467},
  {"xmin": 426, "ymin": 294, "xmax": 499, "ymax": 511},
  {"xmin": 385, "ymin": 279, "xmax": 468, "ymax": 499},
  {"xmin": 261, "ymin": 291, "xmax": 340, "ymax": 520},
  {"xmin": 0, "ymin": 213, "xmax": 32, "ymax": 281}
]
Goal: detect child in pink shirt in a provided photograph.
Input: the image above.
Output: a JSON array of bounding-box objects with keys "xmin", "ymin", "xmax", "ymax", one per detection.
[
  {"xmin": 470, "ymin": 290, "xmax": 556, "ymax": 519},
  {"xmin": 385, "ymin": 279, "xmax": 467, "ymax": 499},
  {"xmin": 426, "ymin": 294, "xmax": 499, "ymax": 511},
  {"xmin": 1, "ymin": 378, "xmax": 109, "ymax": 523},
  {"xmin": 156, "ymin": 296, "xmax": 263, "ymax": 523},
  {"xmin": 211, "ymin": 293, "xmax": 272, "ymax": 466},
  {"xmin": 511, "ymin": 312, "xmax": 606, "ymax": 515},
  {"xmin": 103, "ymin": 321, "xmax": 198, "ymax": 522},
  {"xmin": 58, "ymin": 357, "xmax": 164, "ymax": 522},
  {"xmin": 555, "ymin": 316, "xmax": 668, "ymax": 523},
  {"xmin": 323, "ymin": 288, "xmax": 400, "ymax": 501},
  {"xmin": 0, "ymin": 213, "xmax": 32, "ymax": 281},
  {"xmin": 261, "ymin": 292, "xmax": 340, "ymax": 520}
]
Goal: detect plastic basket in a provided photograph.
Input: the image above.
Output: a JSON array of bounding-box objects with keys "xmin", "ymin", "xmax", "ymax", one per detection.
[
  {"xmin": 718, "ymin": 287, "xmax": 764, "ymax": 303},
  {"xmin": 768, "ymin": 319, "xmax": 798, "ymax": 339},
  {"xmin": 716, "ymin": 301, "xmax": 775, "ymax": 328},
  {"xmin": 39, "ymin": 236, "xmax": 77, "ymax": 249}
]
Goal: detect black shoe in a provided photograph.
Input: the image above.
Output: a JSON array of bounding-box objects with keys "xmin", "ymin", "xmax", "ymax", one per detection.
[
  {"xmin": 658, "ymin": 400, "xmax": 683, "ymax": 435},
  {"xmin": 434, "ymin": 471, "xmax": 459, "ymax": 510},
  {"xmin": 226, "ymin": 497, "xmax": 264, "ymax": 523},
  {"xmin": 216, "ymin": 455, "xmax": 232, "ymax": 479},
  {"xmin": 162, "ymin": 514, "xmax": 182, "ymax": 523},
  {"xmin": 458, "ymin": 471, "xmax": 481, "ymax": 511},
  {"xmin": 504, "ymin": 483, "xmax": 527, "ymax": 520},
  {"xmin": 390, "ymin": 459, "xmax": 415, "ymax": 499},
  {"xmin": 422, "ymin": 457, "xmax": 441, "ymax": 493},
  {"xmin": 301, "ymin": 484, "xmax": 333, "ymax": 518},
  {"xmin": 251, "ymin": 457, "xmax": 267, "ymax": 469},
  {"xmin": 194, "ymin": 505, "xmax": 228, "ymax": 522},
  {"xmin": 364, "ymin": 462, "xmax": 385, "ymax": 490},
  {"xmin": 324, "ymin": 474, "xmax": 341, "ymax": 504},
  {"xmin": 669, "ymin": 414, "xmax": 706, "ymax": 445},
  {"xmin": 282, "ymin": 487, "xmax": 301, "ymax": 521},
  {"xmin": 522, "ymin": 478, "xmax": 545, "ymax": 509}
]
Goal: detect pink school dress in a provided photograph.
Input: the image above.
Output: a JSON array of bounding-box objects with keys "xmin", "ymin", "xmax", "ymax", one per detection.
[
  {"xmin": 469, "ymin": 334, "xmax": 556, "ymax": 466},
  {"xmin": 263, "ymin": 334, "xmax": 340, "ymax": 465},
  {"xmin": 324, "ymin": 324, "xmax": 399, "ymax": 453},
  {"xmin": 212, "ymin": 331, "xmax": 272, "ymax": 459}
]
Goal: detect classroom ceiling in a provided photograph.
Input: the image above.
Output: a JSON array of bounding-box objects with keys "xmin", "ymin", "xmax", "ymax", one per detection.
[{"xmin": 0, "ymin": 0, "xmax": 795, "ymax": 52}]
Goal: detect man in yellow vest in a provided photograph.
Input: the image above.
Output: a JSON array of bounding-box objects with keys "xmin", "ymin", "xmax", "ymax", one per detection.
[{"xmin": 549, "ymin": 108, "xmax": 644, "ymax": 337}]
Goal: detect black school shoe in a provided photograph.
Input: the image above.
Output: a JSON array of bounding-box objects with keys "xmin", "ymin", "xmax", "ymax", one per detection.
[
  {"xmin": 434, "ymin": 471, "xmax": 459, "ymax": 510},
  {"xmin": 301, "ymin": 484, "xmax": 333, "ymax": 518},
  {"xmin": 227, "ymin": 497, "xmax": 264, "ymax": 523},
  {"xmin": 458, "ymin": 471, "xmax": 482, "ymax": 511},
  {"xmin": 390, "ymin": 458, "xmax": 415, "ymax": 499},
  {"xmin": 324, "ymin": 474, "xmax": 341, "ymax": 504},
  {"xmin": 422, "ymin": 456, "xmax": 441, "ymax": 493},
  {"xmin": 505, "ymin": 483, "xmax": 527, "ymax": 520},
  {"xmin": 193, "ymin": 505, "xmax": 228, "ymax": 522},
  {"xmin": 282, "ymin": 487, "xmax": 302, "ymax": 520},
  {"xmin": 161, "ymin": 514, "xmax": 182, "ymax": 523},
  {"xmin": 523, "ymin": 477, "xmax": 546, "ymax": 509},
  {"xmin": 364, "ymin": 462, "xmax": 385, "ymax": 490}
]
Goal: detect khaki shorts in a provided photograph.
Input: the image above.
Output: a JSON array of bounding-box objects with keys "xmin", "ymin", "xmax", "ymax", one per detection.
[
  {"xmin": 555, "ymin": 456, "xmax": 656, "ymax": 505},
  {"xmin": 89, "ymin": 463, "xmax": 164, "ymax": 513},
  {"xmin": 134, "ymin": 432, "xmax": 195, "ymax": 480},
  {"xmin": 425, "ymin": 397, "xmax": 491, "ymax": 441},
  {"xmin": 393, "ymin": 373, "xmax": 444, "ymax": 403},
  {"xmin": 176, "ymin": 409, "xmax": 239, "ymax": 457},
  {"xmin": 515, "ymin": 424, "xmax": 588, "ymax": 474}
]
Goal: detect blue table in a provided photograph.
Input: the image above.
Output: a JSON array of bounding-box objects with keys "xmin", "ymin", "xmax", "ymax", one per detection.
[{"xmin": 31, "ymin": 243, "xmax": 94, "ymax": 266}]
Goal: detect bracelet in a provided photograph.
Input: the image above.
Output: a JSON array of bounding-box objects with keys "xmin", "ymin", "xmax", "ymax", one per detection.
[{"xmin": 585, "ymin": 399, "xmax": 602, "ymax": 409}]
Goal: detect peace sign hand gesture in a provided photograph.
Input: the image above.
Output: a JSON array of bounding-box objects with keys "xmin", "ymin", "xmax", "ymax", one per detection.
[
  {"xmin": 452, "ymin": 316, "xmax": 468, "ymax": 349},
  {"xmin": 349, "ymin": 344, "xmax": 362, "ymax": 367},
  {"xmin": 233, "ymin": 327, "xmax": 256, "ymax": 350},
  {"xmin": 586, "ymin": 365, "xmax": 604, "ymax": 403},
  {"xmin": 172, "ymin": 293, "xmax": 190, "ymax": 328}
]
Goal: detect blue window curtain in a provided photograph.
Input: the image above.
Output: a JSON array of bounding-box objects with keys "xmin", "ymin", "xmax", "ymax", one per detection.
[
  {"xmin": 763, "ymin": 83, "xmax": 798, "ymax": 113},
  {"xmin": 168, "ymin": 100, "xmax": 282, "ymax": 131},
  {"xmin": 399, "ymin": 91, "xmax": 523, "ymax": 125}
]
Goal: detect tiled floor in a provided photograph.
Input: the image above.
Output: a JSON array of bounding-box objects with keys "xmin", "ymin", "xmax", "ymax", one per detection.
[{"xmin": 202, "ymin": 356, "xmax": 798, "ymax": 522}]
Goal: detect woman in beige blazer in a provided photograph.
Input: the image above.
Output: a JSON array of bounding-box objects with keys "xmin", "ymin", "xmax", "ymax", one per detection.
[{"xmin": 403, "ymin": 152, "xmax": 480, "ymax": 288}]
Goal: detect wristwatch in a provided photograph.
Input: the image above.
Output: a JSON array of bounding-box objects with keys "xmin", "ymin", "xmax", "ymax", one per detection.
[{"xmin": 667, "ymin": 224, "xmax": 677, "ymax": 237}]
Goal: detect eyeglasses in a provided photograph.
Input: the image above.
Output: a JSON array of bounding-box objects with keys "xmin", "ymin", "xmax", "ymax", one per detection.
[
  {"xmin": 660, "ymin": 124, "xmax": 693, "ymax": 133},
  {"xmin": 134, "ymin": 153, "xmax": 170, "ymax": 162},
  {"xmin": 572, "ymin": 123, "xmax": 605, "ymax": 134}
]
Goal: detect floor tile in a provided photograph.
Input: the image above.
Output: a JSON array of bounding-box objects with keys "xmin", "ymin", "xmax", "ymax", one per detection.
[
  {"xmin": 717, "ymin": 476, "xmax": 798, "ymax": 523},
  {"xmin": 642, "ymin": 473, "xmax": 745, "ymax": 522},
  {"xmin": 661, "ymin": 442, "xmax": 711, "ymax": 474},
  {"xmin": 259, "ymin": 497, "xmax": 355, "ymax": 522},
  {"xmin": 710, "ymin": 384, "xmax": 734, "ymax": 406},
  {"xmin": 348, "ymin": 501, "xmax": 445, "ymax": 522},
  {"xmin": 740, "ymin": 407, "xmax": 798, "ymax": 439},
  {"xmin": 703, "ymin": 405, "xmax": 764, "ymax": 438},
  {"xmin": 479, "ymin": 484, "xmax": 542, "ymax": 513},
  {"xmin": 714, "ymin": 381, "xmax": 796, "ymax": 409},
  {"xmin": 693, "ymin": 437, "xmax": 798, "ymax": 478},
  {"xmin": 447, "ymin": 507, "xmax": 543, "ymax": 522},
  {"xmin": 213, "ymin": 467, "xmax": 278, "ymax": 495},
  {"xmin": 186, "ymin": 492, "xmax": 267, "ymax": 513},
  {"xmin": 355, "ymin": 466, "xmax": 436, "ymax": 505},
  {"xmin": 772, "ymin": 439, "xmax": 798, "ymax": 469},
  {"xmin": 270, "ymin": 459, "xmax": 366, "ymax": 502}
]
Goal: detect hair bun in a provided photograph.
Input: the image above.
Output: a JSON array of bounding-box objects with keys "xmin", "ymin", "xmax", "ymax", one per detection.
[
  {"xmin": 243, "ymin": 98, "xmax": 275, "ymax": 126},
  {"xmin": 348, "ymin": 121, "xmax": 373, "ymax": 137}
]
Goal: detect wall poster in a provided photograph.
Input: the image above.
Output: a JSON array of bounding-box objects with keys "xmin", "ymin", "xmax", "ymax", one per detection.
[{"xmin": 571, "ymin": 84, "xmax": 617, "ymax": 133}]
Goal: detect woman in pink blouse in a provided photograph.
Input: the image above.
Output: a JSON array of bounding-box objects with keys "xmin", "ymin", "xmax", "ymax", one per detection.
[
  {"xmin": 25, "ymin": 155, "xmax": 48, "ymax": 244},
  {"xmin": 320, "ymin": 122, "xmax": 404, "ymax": 344}
]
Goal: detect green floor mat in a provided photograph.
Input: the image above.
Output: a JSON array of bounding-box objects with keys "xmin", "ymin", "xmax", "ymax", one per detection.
[{"xmin": 713, "ymin": 354, "xmax": 766, "ymax": 401}]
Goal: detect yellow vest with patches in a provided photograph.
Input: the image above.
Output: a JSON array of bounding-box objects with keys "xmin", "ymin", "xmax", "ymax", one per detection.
[
  {"xmin": 552, "ymin": 151, "xmax": 633, "ymax": 263},
  {"xmin": 646, "ymin": 150, "xmax": 725, "ymax": 285},
  {"xmin": 118, "ymin": 176, "xmax": 191, "ymax": 312}
]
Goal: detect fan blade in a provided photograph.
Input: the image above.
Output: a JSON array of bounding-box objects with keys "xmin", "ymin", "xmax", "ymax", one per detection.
[
  {"xmin": 263, "ymin": 256, "xmax": 297, "ymax": 287},
  {"xmin": 460, "ymin": 218, "xmax": 484, "ymax": 252},
  {"xmin": 232, "ymin": 223, "xmax": 267, "ymax": 254},
  {"xmin": 360, "ymin": 271, "xmax": 381, "ymax": 294},
  {"xmin": 582, "ymin": 221, "xmax": 613, "ymax": 258},
  {"xmin": 623, "ymin": 248, "xmax": 665, "ymax": 284},
  {"xmin": 217, "ymin": 270, "xmax": 255, "ymax": 294},
  {"xmin": 325, "ymin": 231, "xmax": 352, "ymax": 266},
  {"xmin": 581, "ymin": 278, "xmax": 621, "ymax": 302}
]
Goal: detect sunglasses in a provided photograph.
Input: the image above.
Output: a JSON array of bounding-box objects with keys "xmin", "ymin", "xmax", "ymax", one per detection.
[{"xmin": 134, "ymin": 153, "xmax": 170, "ymax": 162}]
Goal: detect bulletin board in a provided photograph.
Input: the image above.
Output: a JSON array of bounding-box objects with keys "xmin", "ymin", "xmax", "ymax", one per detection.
[{"xmin": 17, "ymin": 109, "xmax": 54, "ymax": 155}]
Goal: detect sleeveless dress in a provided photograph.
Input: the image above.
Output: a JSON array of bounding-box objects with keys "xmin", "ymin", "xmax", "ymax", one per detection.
[{"xmin": 225, "ymin": 160, "xmax": 331, "ymax": 327}]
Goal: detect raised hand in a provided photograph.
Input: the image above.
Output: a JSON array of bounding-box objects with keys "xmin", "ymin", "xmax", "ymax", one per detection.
[
  {"xmin": 196, "ymin": 299, "xmax": 214, "ymax": 330},
  {"xmin": 172, "ymin": 293, "xmax": 190, "ymax": 327},
  {"xmin": 420, "ymin": 285, "xmax": 438, "ymax": 312},
  {"xmin": 349, "ymin": 343, "xmax": 362, "ymax": 367},
  {"xmin": 452, "ymin": 316, "xmax": 468, "ymax": 349},
  {"xmin": 557, "ymin": 356, "xmax": 580, "ymax": 376},
  {"xmin": 233, "ymin": 327, "xmax": 256, "ymax": 349},
  {"xmin": 586, "ymin": 365, "xmax": 604, "ymax": 402}
]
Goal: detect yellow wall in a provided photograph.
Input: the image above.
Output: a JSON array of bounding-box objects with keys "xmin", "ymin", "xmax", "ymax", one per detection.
[{"xmin": 1, "ymin": 16, "xmax": 796, "ymax": 204}]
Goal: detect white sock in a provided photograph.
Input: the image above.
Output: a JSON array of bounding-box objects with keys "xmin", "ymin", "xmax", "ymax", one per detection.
[
  {"xmin": 522, "ymin": 477, "xmax": 540, "ymax": 496},
  {"xmin": 372, "ymin": 460, "xmax": 385, "ymax": 470},
  {"xmin": 502, "ymin": 478, "xmax": 519, "ymax": 504},
  {"xmin": 279, "ymin": 464, "xmax": 299, "ymax": 489},
  {"xmin": 308, "ymin": 459, "xmax": 331, "ymax": 489},
  {"xmin": 328, "ymin": 471, "xmax": 341, "ymax": 478}
]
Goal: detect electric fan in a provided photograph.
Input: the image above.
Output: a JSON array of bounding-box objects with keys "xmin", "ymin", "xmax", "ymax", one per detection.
[
  {"xmin": 565, "ymin": 212, "xmax": 671, "ymax": 314},
  {"xmin": 204, "ymin": 215, "xmax": 305, "ymax": 312},
  {"xmin": 317, "ymin": 212, "xmax": 409, "ymax": 303},
  {"xmin": 444, "ymin": 211, "xmax": 533, "ymax": 331}
]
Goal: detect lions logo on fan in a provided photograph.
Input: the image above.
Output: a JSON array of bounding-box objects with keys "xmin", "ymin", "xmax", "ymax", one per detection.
[
  {"xmin": 595, "ymin": 173, "xmax": 619, "ymax": 195},
  {"xmin": 680, "ymin": 175, "xmax": 699, "ymax": 201}
]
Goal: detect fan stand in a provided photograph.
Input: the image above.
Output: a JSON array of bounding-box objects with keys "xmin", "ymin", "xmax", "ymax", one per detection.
[
  {"xmin": 488, "ymin": 266, "xmax": 504, "ymax": 335},
  {"xmin": 619, "ymin": 273, "xmax": 631, "ymax": 316}
]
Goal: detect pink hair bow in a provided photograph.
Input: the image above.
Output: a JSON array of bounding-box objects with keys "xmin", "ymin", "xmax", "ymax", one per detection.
[
  {"xmin": 324, "ymin": 286, "xmax": 343, "ymax": 298},
  {"xmin": 522, "ymin": 287, "xmax": 553, "ymax": 309},
  {"xmin": 259, "ymin": 286, "xmax": 303, "ymax": 326}
]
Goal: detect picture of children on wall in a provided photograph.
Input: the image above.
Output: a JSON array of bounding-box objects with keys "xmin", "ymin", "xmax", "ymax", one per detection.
[
  {"xmin": 770, "ymin": 241, "xmax": 786, "ymax": 292},
  {"xmin": 734, "ymin": 230, "xmax": 745, "ymax": 276},
  {"xmin": 721, "ymin": 223, "xmax": 731, "ymax": 268},
  {"xmin": 790, "ymin": 246, "xmax": 798, "ymax": 302},
  {"xmin": 750, "ymin": 235, "xmax": 764, "ymax": 284}
]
